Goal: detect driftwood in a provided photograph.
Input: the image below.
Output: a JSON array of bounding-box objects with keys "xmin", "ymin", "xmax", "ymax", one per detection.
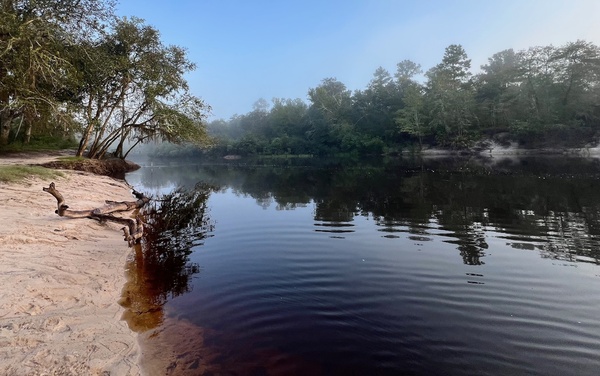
[{"xmin": 43, "ymin": 182, "xmax": 150, "ymax": 246}]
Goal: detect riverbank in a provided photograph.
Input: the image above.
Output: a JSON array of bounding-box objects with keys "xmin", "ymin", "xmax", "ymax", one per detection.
[
  {"xmin": 412, "ymin": 140, "xmax": 600, "ymax": 157},
  {"xmin": 0, "ymin": 154, "xmax": 141, "ymax": 375}
]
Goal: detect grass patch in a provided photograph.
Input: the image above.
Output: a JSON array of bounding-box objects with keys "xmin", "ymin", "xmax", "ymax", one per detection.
[
  {"xmin": 0, "ymin": 165, "xmax": 64, "ymax": 183},
  {"xmin": 57, "ymin": 156, "xmax": 87, "ymax": 163}
]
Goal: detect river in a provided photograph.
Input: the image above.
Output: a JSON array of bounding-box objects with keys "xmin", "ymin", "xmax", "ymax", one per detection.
[{"xmin": 124, "ymin": 155, "xmax": 600, "ymax": 375}]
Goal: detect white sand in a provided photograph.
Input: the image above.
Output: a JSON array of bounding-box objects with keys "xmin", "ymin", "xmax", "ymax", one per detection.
[{"xmin": 0, "ymin": 154, "xmax": 141, "ymax": 375}]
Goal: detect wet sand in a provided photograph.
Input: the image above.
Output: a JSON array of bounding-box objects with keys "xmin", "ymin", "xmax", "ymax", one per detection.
[{"xmin": 0, "ymin": 154, "xmax": 141, "ymax": 375}]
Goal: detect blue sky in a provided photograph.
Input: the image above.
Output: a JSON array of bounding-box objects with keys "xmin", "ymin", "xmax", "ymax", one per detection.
[{"xmin": 116, "ymin": 0, "xmax": 600, "ymax": 120}]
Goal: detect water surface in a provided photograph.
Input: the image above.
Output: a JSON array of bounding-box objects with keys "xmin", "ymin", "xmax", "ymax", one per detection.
[{"xmin": 125, "ymin": 156, "xmax": 600, "ymax": 375}]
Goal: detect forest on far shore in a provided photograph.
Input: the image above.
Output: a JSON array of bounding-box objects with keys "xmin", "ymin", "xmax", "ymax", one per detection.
[{"xmin": 173, "ymin": 40, "xmax": 599, "ymax": 158}]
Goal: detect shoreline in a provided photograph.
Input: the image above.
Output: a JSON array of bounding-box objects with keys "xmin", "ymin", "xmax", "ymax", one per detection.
[
  {"xmin": 0, "ymin": 155, "xmax": 142, "ymax": 375},
  {"xmin": 399, "ymin": 140, "xmax": 600, "ymax": 158}
]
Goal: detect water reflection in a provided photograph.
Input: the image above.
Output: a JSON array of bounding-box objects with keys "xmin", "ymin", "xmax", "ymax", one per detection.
[
  {"xmin": 121, "ymin": 183, "xmax": 216, "ymax": 332},
  {"xmin": 123, "ymin": 155, "xmax": 600, "ymax": 375},
  {"xmin": 128, "ymin": 156, "xmax": 600, "ymax": 266}
]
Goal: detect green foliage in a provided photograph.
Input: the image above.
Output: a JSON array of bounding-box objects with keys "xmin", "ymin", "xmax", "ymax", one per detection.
[
  {"xmin": 0, "ymin": 135, "xmax": 78, "ymax": 152},
  {"xmin": 74, "ymin": 18, "xmax": 210, "ymax": 159},
  {"xmin": 353, "ymin": 67, "xmax": 401, "ymax": 143},
  {"xmin": 424, "ymin": 44, "xmax": 478, "ymax": 147},
  {"xmin": 0, "ymin": 1, "xmax": 209, "ymax": 158},
  {"xmin": 0, "ymin": 0, "xmax": 116, "ymax": 146},
  {"xmin": 3, "ymin": 2, "xmax": 599, "ymax": 159},
  {"xmin": 308, "ymin": 78, "xmax": 351, "ymax": 113},
  {"xmin": 509, "ymin": 121, "xmax": 596, "ymax": 148},
  {"xmin": 203, "ymin": 38, "xmax": 600, "ymax": 157},
  {"xmin": 395, "ymin": 76, "xmax": 426, "ymax": 148},
  {"xmin": 0, "ymin": 165, "xmax": 64, "ymax": 183}
]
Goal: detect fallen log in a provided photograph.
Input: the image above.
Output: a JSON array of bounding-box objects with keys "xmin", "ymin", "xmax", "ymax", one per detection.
[{"xmin": 43, "ymin": 182, "xmax": 150, "ymax": 246}]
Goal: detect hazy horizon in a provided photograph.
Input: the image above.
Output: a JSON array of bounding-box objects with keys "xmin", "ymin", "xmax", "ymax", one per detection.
[{"xmin": 116, "ymin": 0, "xmax": 600, "ymax": 120}]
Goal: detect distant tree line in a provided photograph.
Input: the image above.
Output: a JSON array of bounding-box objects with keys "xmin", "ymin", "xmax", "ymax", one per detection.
[
  {"xmin": 205, "ymin": 41, "xmax": 600, "ymax": 157},
  {"xmin": 0, "ymin": 0, "xmax": 209, "ymax": 158}
]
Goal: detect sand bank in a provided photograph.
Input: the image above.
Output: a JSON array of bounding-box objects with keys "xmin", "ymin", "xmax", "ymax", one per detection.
[{"xmin": 0, "ymin": 155, "xmax": 141, "ymax": 375}]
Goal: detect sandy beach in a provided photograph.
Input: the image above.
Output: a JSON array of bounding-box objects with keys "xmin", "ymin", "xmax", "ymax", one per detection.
[{"xmin": 0, "ymin": 154, "xmax": 141, "ymax": 375}]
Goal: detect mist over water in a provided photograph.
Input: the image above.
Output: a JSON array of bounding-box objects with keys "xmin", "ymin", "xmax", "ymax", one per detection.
[{"xmin": 125, "ymin": 156, "xmax": 600, "ymax": 375}]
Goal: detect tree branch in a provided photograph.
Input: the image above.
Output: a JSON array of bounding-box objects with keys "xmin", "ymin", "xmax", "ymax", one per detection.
[{"xmin": 42, "ymin": 182, "xmax": 150, "ymax": 246}]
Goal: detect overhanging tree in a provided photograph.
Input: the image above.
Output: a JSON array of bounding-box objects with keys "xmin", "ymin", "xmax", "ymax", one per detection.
[{"xmin": 75, "ymin": 17, "xmax": 210, "ymax": 159}]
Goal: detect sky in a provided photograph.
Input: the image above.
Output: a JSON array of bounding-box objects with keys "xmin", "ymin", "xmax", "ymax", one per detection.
[{"xmin": 115, "ymin": 0, "xmax": 600, "ymax": 120}]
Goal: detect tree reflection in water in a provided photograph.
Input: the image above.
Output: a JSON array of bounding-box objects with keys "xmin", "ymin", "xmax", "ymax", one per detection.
[
  {"xmin": 121, "ymin": 183, "xmax": 216, "ymax": 332},
  {"xmin": 133, "ymin": 156, "xmax": 600, "ymax": 266}
]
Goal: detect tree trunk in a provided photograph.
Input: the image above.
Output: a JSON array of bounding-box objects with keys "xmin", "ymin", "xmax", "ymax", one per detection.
[
  {"xmin": 0, "ymin": 113, "xmax": 13, "ymax": 145},
  {"xmin": 122, "ymin": 138, "xmax": 143, "ymax": 160},
  {"xmin": 77, "ymin": 134, "xmax": 91, "ymax": 157},
  {"xmin": 0, "ymin": 65, "xmax": 10, "ymax": 145},
  {"xmin": 115, "ymin": 136, "xmax": 125, "ymax": 158},
  {"xmin": 24, "ymin": 121, "xmax": 32, "ymax": 144}
]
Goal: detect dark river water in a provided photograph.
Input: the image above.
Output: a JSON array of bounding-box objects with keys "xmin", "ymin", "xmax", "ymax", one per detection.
[{"xmin": 125, "ymin": 156, "xmax": 600, "ymax": 376}]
